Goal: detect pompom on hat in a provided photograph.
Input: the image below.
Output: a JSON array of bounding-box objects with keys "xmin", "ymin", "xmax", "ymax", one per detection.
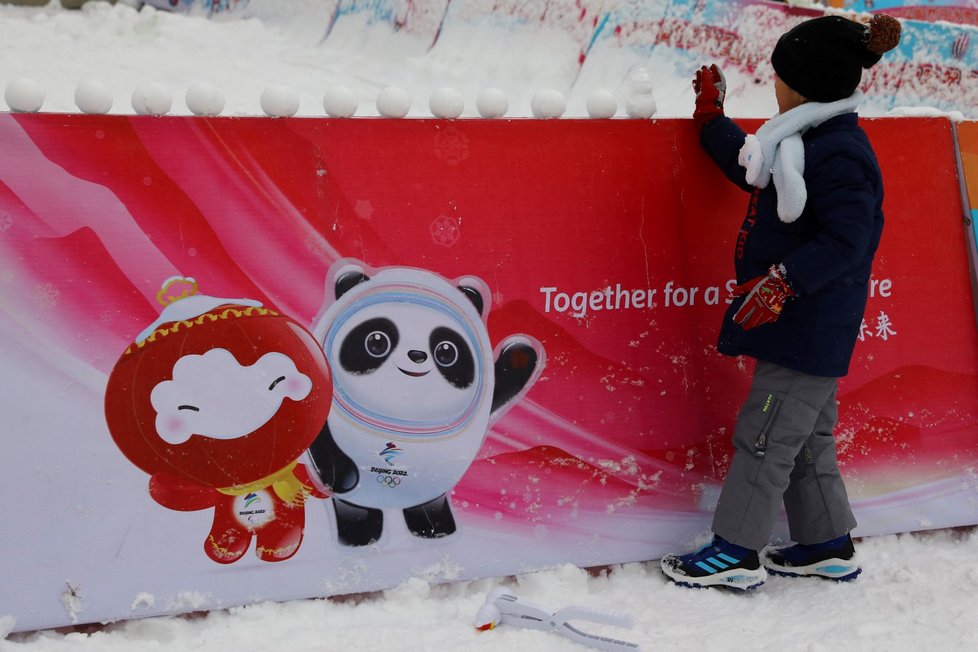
[{"xmin": 772, "ymin": 14, "xmax": 902, "ymax": 103}]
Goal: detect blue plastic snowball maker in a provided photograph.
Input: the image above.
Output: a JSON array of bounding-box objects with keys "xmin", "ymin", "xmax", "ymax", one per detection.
[{"xmin": 474, "ymin": 587, "xmax": 641, "ymax": 651}]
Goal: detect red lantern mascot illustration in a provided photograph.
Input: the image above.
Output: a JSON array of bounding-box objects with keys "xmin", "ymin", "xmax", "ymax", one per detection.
[{"xmin": 105, "ymin": 277, "xmax": 332, "ymax": 564}]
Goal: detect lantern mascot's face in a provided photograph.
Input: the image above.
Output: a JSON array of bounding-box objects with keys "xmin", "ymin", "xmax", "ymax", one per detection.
[
  {"xmin": 104, "ymin": 277, "xmax": 333, "ymax": 564},
  {"xmin": 307, "ymin": 260, "xmax": 545, "ymax": 547}
]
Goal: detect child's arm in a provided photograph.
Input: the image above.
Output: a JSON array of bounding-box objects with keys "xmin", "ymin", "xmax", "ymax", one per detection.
[
  {"xmin": 692, "ymin": 64, "xmax": 754, "ymax": 192},
  {"xmin": 700, "ymin": 118, "xmax": 754, "ymax": 192}
]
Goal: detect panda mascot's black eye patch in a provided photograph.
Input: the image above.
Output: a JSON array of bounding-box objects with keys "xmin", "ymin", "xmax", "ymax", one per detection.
[
  {"xmin": 340, "ymin": 317, "xmax": 399, "ymax": 374},
  {"xmin": 429, "ymin": 326, "xmax": 475, "ymax": 389}
]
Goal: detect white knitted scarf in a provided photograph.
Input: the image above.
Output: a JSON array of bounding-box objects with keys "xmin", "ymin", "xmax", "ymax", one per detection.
[{"xmin": 737, "ymin": 92, "xmax": 862, "ymax": 223}]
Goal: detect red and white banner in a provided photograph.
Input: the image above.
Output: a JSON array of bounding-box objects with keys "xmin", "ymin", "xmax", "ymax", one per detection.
[{"xmin": 0, "ymin": 113, "xmax": 976, "ymax": 631}]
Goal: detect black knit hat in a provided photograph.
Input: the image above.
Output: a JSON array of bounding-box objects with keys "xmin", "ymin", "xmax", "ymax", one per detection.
[{"xmin": 772, "ymin": 14, "xmax": 902, "ymax": 102}]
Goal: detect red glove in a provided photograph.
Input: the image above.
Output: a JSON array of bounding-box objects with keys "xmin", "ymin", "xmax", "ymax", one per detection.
[
  {"xmin": 731, "ymin": 264, "xmax": 796, "ymax": 330},
  {"xmin": 692, "ymin": 64, "xmax": 726, "ymax": 129}
]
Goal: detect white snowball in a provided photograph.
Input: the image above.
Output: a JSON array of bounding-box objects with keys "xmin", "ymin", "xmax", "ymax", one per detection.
[
  {"xmin": 625, "ymin": 95, "xmax": 657, "ymax": 119},
  {"xmin": 530, "ymin": 88, "xmax": 566, "ymax": 119},
  {"xmin": 260, "ymin": 84, "xmax": 299, "ymax": 117},
  {"xmin": 625, "ymin": 68, "xmax": 657, "ymax": 119},
  {"xmin": 131, "ymin": 82, "xmax": 172, "ymax": 116},
  {"xmin": 476, "ymin": 88, "xmax": 508, "ymax": 118},
  {"xmin": 5, "ymin": 78, "xmax": 44, "ymax": 113},
  {"xmin": 429, "ymin": 86, "xmax": 464, "ymax": 119},
  {"xmin": 74, "ymin": 79, "xmax": 113, "ymax": 114},
  {"xmin": 629, "ymin": 68, "xmax": 654, "ymax": 95},
  {"xmin": 376, "ymin": 86, "xmax": 411, "ymax": 118},
  {"xmin": 586, "ymin": 89, "xmax": 617, "ymax": 119},
  {"xmin": 323, "ymin": 85, "xmax": 357, "ymax": 117},
  {"xmin": 186, "ymin": 82, "xmax": 225, "ymax": 116}
]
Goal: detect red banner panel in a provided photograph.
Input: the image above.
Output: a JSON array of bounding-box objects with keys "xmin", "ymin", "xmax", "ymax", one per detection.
[{"xmin": 0, "ymin": 113, "xmax": 975, "ymax": 631}]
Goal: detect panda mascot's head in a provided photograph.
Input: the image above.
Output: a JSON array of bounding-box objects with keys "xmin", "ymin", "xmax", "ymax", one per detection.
[{"xmin": 311, "ymin": 259, "xmax": 494, "ymax": 442}]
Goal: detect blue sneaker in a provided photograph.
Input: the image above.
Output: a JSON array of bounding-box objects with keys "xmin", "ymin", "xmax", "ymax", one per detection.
[
  {"xmin": 660, "ymin": 536, "xmax": 766, "ymax": 591},
  {"xmin": 761, "ymin": 534, "xmax": 861, "ymax": 581}
]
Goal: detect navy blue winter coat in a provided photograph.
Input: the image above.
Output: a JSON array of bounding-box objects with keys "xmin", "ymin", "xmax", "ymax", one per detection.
[{"xmin": 700, "ymin": 113, "xmax": 884, "ymax": 377}]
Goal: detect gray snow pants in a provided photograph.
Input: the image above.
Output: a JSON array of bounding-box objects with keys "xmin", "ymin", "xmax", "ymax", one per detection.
[{"xmin": 712, "ymin": 360, "xmax": 857, "ymax": 551}]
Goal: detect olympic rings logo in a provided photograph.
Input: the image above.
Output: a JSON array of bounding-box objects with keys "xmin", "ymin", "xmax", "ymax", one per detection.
[{"xmin": 376, "ymin": 474, "xmax": 401, "ymax": 488}]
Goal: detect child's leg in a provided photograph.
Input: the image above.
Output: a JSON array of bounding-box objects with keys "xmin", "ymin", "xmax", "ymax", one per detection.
[
  {"xmin": 712, "ymin": 361, "xmax": 837, "ymax": 551},
  {"xmin": 783, "ymin": 385, "xmax": 857, "ymax": 544}
]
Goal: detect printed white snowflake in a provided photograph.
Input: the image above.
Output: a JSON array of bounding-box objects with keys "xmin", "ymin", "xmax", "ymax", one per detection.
[
  {"xmin": 433, "ymin": 127, "xmax": 470, "ymax": 165},
  {"xmin": 34, "ymin": 282, "xmax": 61, "ymax": 307},
  {"xmin": 430, "ymin": 215, "xmax": 461, "ymax": 247},
  {"xmin": 354, "ymin": 199, "xmax": 374, "ymax": 220},
  {"xmin": 304, "ymin": 235, "xmax": 330, "ymax": 261}
]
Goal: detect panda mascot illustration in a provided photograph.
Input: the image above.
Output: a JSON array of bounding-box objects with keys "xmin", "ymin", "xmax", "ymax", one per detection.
[{"xmin": 307, "ymin": 259, "xmax": 544, "ymax": 546}]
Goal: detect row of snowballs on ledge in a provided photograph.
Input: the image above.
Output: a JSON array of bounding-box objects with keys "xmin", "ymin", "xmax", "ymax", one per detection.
[{"xmin": 3, "ymin": 71, "xmax": 657, "ymax": 119}]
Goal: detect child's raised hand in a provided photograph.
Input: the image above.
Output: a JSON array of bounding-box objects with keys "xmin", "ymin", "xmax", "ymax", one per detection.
[
  {"xmin": 693, "ymin": 64, "xmax": 726, "ymax": 129},
  {"xmin": 694, "ymin": 64, "xmax": 726, "ymax": 102}
]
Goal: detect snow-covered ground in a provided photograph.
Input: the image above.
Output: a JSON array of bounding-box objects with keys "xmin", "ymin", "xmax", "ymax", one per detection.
[
  {"xmin": 2, "ymin": 2, "xmax": 978, "ymax": 650},
  {"xmin": 3, "ymin": 529, "xmax": 977, "ymax": 651}
]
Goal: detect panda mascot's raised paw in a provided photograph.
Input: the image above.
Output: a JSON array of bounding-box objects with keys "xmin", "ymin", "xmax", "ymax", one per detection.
[{"xmin": 307, "ymin": 260, "xmax": 545, "ymax": 547}]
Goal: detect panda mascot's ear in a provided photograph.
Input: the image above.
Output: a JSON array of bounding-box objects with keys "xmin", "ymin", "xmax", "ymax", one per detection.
[
  {"xmin": 335, "ymin": 270, "xmax": 370, "ymax": 299},
  {"xmin": 457, "ymin": 285, "xmax": 484, "ymax": 316},
  {"xmin": 455, "ymin": 275, "xmax": 489, "ymax": 318}
]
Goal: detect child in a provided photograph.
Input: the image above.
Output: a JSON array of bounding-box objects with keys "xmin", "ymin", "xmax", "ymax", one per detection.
[{"xmin": 660, "ymin": 14, "xmax": 902, "ymax": 590}]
